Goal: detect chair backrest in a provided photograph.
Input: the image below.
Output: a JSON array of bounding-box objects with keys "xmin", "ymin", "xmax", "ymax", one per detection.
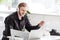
[{"xmin": 10, "ymin": 29, "xmax": 29, "ymax": 40}]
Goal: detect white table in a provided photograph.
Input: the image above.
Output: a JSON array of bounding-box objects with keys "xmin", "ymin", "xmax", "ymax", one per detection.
[
  {"xmin": 7, "ymin": 36, "xmax": 24, "ymax": 40},
  {"xmin": 50, "ymin": 36, "xmax": 60, "ymax": 40},
  {"xmin": 29, "ymin": 36, "xmax": 60, "ymax": 40},
  {"xmin": 7, "ymin": 36, "xmax": 60, "ymax": 40}
]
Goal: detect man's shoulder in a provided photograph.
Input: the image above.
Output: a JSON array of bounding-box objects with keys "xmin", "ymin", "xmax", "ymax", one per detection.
[{"xmin": 5, "ymin": 11, "xmax": 18, "ymax": 20}]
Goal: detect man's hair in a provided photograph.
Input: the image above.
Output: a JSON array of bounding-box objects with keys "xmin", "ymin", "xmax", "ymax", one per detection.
[{"xmin": 18, "ymin": 2, "xmax": 27, "ymax": 8}]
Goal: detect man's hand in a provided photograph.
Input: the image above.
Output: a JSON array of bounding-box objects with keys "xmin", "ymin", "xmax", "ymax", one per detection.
[{"xmin": 38, "ymin": 21, "xmax": 45, "ymax": 27}]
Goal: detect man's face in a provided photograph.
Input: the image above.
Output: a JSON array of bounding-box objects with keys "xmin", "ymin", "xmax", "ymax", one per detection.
[{"xmin": 19, "ymin": 7, "xmax": 27, "ymax": 17}]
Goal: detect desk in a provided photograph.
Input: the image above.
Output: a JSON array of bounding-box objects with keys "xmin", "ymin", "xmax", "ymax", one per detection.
[
  {"xmin": 8, "ymin": 29, "xmax": 60, "ymax": 40},
  {"xmin": 29, "ymin": 36, "xmax": 60, "ymax": 40},
  {"xmin": 50, "ymin": 36, "xmax": 60, "ymax": 40},
  {"xmin": 7, "ymin": 36, "xmax": 60, "ymax": 40},
  {"xmin": 7, "ymin": 36, "xmax": 24, "ymax": 40}
]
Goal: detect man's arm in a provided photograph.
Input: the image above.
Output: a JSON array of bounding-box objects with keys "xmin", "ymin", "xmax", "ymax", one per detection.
[
  {"xmin": 2, "ymin": 17, "xmax": 13, "ymax": 40},
  {"xmin": 25, "ymin": 15, "xmax": 40, "ymax": 32}
]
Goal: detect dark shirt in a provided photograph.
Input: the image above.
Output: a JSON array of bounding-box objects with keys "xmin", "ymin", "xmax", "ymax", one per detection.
[{"xmin": 2, "ymin": 11, "xmax": 40, "ymax": 40}]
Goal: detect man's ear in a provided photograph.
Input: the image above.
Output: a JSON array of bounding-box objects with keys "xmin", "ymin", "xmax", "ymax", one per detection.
[{"xmin": 16, "ymin": 7, "xmax": 19, "ymax": 11}]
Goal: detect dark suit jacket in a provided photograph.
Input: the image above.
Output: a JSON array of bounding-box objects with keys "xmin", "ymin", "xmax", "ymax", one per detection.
[{"xmin": 2, "ymin": 11, "xmax": 40, "ymax": 40}]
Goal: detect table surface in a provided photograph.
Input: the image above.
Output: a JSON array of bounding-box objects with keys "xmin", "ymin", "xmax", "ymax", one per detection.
[{"xmin": 7, "ymin": 36, "xmax": 60, "ymax": 40}]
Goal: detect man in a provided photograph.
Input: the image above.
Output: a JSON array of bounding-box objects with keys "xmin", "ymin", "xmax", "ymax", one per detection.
[{"xmin": 2, "ymin": 2, "xmax": 44, "ymax": 40}]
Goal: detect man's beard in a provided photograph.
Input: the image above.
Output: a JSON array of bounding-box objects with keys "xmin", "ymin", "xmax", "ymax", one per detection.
[{"xmin": 19, "ymin": 13, "xmax": 25, "ymax": 17}]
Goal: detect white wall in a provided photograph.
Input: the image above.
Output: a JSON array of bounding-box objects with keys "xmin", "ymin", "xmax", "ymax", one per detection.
[
  {"xmin": 0, "ymin": 16, "xmax": 5, "ymax": 40},
  {"xmin": 28, "ymin": 14, "xmax": 60, "ymax": 32}
]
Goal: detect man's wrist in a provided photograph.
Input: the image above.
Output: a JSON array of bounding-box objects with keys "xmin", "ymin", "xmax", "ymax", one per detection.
[{"xmin": 37, "ymin": 24, "xmax": 41, "ymax": 28}]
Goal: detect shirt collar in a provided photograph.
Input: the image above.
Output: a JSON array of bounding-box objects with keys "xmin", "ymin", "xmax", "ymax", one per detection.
[{"xmin": 17, "ymin": 11, "xmax": 23, "ymax": 20}]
